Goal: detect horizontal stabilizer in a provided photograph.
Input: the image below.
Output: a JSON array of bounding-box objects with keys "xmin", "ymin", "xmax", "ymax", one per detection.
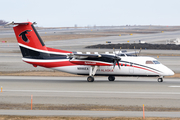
[{"xmin": 6, "ymin": 21, "xmax": 36, "ymax": 26}]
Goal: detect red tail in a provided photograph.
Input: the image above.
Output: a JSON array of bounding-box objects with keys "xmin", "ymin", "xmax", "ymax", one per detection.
[
  {"xmin": 12, "ymin": 22, "xmax": 71, "ymax": 59},
  {"xmin": 13, "ymin": 22, "xmax": 47, "ymax": 51}
]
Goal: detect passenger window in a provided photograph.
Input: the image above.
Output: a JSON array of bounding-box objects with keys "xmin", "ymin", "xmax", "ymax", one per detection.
[
  {"xmin": 130, "ymin": 63, "xmax": 133, "ymax": 66},
  {"xmin": 146, "ymin": 61, "xmax": 154, "ymax": 64}
]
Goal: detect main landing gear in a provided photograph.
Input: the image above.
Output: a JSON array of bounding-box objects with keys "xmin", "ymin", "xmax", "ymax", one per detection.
[
  {"xmin": 87, "ymin": 76, "xmax": 116, "ymax": 82},
  {"xmin": 108, "ymin": 76, "xmax": 115, "ymax": 81},
  {"xmin": 87, "ymin": 66, "xmax": 116, "ymax": 82},
  {"xmin": 87, "ymin": 76, "xmax": 94, "ymax": 82},
  {"xmin": 157, "ymin": 76, "xmax": 163, "ymax": 82},
  {"xmin": 87, "ymin": 66, "xmax": 98, "ymax": 82}
]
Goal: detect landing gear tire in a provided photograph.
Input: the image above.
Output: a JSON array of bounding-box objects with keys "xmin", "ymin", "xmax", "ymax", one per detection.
[
  {"xmin": 157, "ymin": 78, "xmax": 163, "ymax": 82},
  {"xmin": 108, "ymin": 76, "xmax": 115, "ymax": 81},
  {"xmin": 87, "ymin": 76, "xmax": 94, "ymax": 82}
]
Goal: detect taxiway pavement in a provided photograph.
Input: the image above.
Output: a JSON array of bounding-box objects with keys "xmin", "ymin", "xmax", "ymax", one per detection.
[
  {"xmin": 0, "ymin": 110, "xmax": 180, "ymax": 118},
  {"xmin": 0, "ymin": 76, "xmax": 180, "ymax": 108}
]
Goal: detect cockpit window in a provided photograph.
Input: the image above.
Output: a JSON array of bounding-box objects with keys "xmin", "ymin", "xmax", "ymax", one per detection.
[
  {"xmin": 153, "ymin": 60, "xmax": 160, "ymax": 64},
  {"xmin": 146, "ymin": 60, "xmax": 160, "ymax": 64},
  {"xmin": 146, "ymin": 61, "xmax": 154, "ymax": 64}
]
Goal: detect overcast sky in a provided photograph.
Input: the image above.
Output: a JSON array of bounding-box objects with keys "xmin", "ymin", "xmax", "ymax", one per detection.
[{"xmin": 1, "ymin": 0, "xmax": 180, "ymax": 27}]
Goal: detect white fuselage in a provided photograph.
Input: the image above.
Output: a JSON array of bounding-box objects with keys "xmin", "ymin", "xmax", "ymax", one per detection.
[{"xmin": 51, "ymin": 56, "xmax": 174, "ymax": 77}]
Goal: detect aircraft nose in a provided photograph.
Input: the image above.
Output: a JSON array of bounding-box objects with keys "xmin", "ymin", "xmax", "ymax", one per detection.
[
  {"xmin": 164, "ymin": 68, "xmax": 174, "ymax": 76},
  {"xmin": 168, "ymin": 69, "xmax": 175, "ymax": 76}
]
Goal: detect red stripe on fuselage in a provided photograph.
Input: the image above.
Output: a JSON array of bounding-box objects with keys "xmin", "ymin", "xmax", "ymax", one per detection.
[
  {"xmin": 119, "ymin": 63, "xmax": 160, "ymax": 74},
  {"xmin": 24, "ymin": 60, "xmax": 76, "ymax": 68},
  {"xmin": 133, "ymin": 65, "xmax": 159, "ymax": 74},
  {"xmin": 70, "ymin": 61, "xmax": 112, "ymax": 66}
]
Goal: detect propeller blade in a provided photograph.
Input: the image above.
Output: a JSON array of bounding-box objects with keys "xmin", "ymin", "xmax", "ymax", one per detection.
[
  {"xmin": 112, "ymin": 47, "xmax": 121, "ymax": 70},
  {"xmin": 113, "ymin": 48, "xmax": 115, "ymax": 55},
  {"xmin": 118, "ymin": 47, "xmax": 121, "ymax": 55},
  {"xmin": 117, "ymin": 61, "xmax": 120, "ymax": 69},
  {"xmin": 113, "ymin": 60, "xmax": 117, "ymax": 69}
]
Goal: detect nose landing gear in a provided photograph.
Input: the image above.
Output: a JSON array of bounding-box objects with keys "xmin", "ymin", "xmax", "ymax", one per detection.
[{"xmin": 157, "ymin": 76, "xmax": 163, "ymax": 82}]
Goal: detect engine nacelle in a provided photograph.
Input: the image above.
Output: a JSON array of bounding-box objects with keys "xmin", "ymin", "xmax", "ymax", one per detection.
[{"xmin": 69, "ymin": 60, "xmax": 112, "ymax": 66}]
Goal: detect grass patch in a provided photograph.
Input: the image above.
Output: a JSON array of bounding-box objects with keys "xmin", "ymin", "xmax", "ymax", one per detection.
[
  {"xmin": 0, "ymin": 103, "xmax": 180, "ymax": 112},
  {"xmin": 0, "ymin": 116, "xmax": 180, "ymax": 120}
]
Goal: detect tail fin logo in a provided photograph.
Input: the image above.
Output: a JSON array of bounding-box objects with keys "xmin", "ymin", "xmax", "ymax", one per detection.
[{"xmin": 19, "ymin": 30, "xmax": 32, "ymax": 43}]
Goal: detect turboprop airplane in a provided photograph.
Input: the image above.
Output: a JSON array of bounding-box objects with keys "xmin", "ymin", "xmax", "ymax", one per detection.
[{"xmin": 9, "ymin": 22, "xmax": 174, "ymax": 82}]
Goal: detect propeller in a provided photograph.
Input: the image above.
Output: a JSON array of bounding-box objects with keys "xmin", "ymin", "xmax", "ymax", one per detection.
[
  {"xmin": 116, "ymin": 47, "xmax": 121, "ymax": 56},
  {"xmin": 112, "ymin": 48, "xmax": 121, "ymax": 70},
  {"xmin": 113, "ymin": 56, "xmax": 121, "ymax": 70},
  {"xmin": 113, "ymin": 47, "xmax": 121, "ymax": 56}
]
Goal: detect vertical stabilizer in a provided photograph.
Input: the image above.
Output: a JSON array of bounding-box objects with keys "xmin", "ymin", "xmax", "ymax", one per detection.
[
  {"xmin": 13, "ymin": 22, "xmax": 47, "ymax": 51},
  {"xmin": 12, "ymin": 22, "xmax": 72, "ymax": 60}
]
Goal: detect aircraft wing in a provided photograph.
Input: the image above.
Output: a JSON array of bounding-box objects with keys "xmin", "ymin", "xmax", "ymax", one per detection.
[
  {"xmin": 118, "ymin": 51, "xmax": 140, "ymax": 56},
  {"xmin": 69, "ymin": 53, "xmax": 117, "ymax": 59},
  {"xmin": 124, "ymin": 51, "xmax": 139, "ymax": 54},
  {"xmin": 72, "ymin": 53, "xmax": 102, "ymax": 58},
  {"xmin": 68, "ymin": 53, "xmax": 121, "ymax": 67}
]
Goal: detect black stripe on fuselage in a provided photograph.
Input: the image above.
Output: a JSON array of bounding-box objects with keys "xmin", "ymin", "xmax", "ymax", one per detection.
[
  {"xmin": 75, "ymin": 58, "xmax": 162, "ymax": 73},
  {"xmin": 19, "ymin": 46, "xmax": 67, "ymax": 59},
  {"xmin": 120, "ymin": 60, "xmax": 162, "ymax": 73}
]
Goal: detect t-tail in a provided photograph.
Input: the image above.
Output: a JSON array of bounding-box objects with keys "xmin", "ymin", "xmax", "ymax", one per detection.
[
  {"xmin": 10, "ymin": 22, "xmax": 73, "ymax": 68},
  {"xmin": 12, "ymin": 22, "xmax": 72, "ymax": 60}
]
